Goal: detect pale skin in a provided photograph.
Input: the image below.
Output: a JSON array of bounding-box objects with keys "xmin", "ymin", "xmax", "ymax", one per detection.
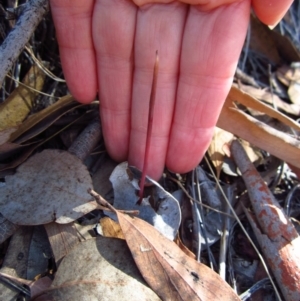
[{"xmin": 50, "ymin": 0, "xmax": 293, "ymax": 180}]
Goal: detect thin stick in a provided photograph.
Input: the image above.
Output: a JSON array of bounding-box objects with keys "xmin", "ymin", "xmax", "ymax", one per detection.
[
  {"xmin": 219, "ymin": 186, "xmax": 234, "ymax": 280},
  {"xmin": 88, "ymin": 188, "xmax": 139, "ymax": 216},
  {"xmin": 68, "ymin": 118, "xmax": 102, "ymax": 161},
  {"xmin": 138, "ymin": 51, "xmax": 159, "ymax": 204},
  {"xmin": 0, "ymin": 0, "xmax": 49, "ymax": 88}
]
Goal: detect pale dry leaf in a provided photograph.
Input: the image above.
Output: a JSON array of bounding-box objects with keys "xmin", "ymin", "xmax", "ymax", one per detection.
[
  {"xmin": 8, "ymin": 95, "xmax": 76, "ymax": 143},
  {"xmin": 208, "ymin": 127, "xmax": 234, "ymax": 179},
  {"xmin": 217, "ymin": 86, "xmax": 300, "ymax": 169},
  {"xmin": 239, "ymin": 140, "xmax": 263, "ymax": 164},
  {"xmin": 277, "ymin": 65, "xmax": 300, "ymax": 105},
  {"xmin": 44, "ymin": 222, "xmax": 82, "ymax": 264},
  {"xmin": 117, "ymin": 212, "xmax": 240, "ymax": 301},
  {"xmin": 0, "ymin": 112, "xmax": 88, "ymax": 174},
  {"xmin": 92, "ymin": 157, "xmax": 117, "ymax": 203},
  {"xmin": 238, "ymin": 83, "xmax": 300, "ymax": 116},
  {"xmin": 0, "ymin": 142, "xmax": 29, "ymax": 161},
  {"xmin": 0, "ymin": 127, "xmax": 18, "ymax": 145},
  {"xmin": 228, "ymin": 85, "xmax": 300, "ymax": 131},
  {"xmin": 0, "ymin": 149, "xmax": 97, "ymax": 225},
  {"xmin": 276, "ymin": 64, "xmax": 300, "ymax": 86},
  {"xmin": 27, "ymin": 226, "xmax": 52, "ymax": 280},
  {"xmin": 0, "ymin": 225, "xmax": 51, "ymax": 291},
  {"xmin": 288, "ymin": 81, "xmax": 300, "ymax": 105},
  {"xmin": 0, "ymin": 227, "xmax": 33, "ymax": 300},
  {"xmin": 0, "ymin": 65, "xmax": 45, "ymax": 131},
  {"xmin": 99, "ymin": 217, "xmax": 125, "ymax": 240},
  {"xmin": 107, "ymin": 162, "xmax": 181, "ymax": 240},
  {"xmin": 33, "ymin": 237, "xmax": 161, "ymax": 301},
  {"xmin": 0, "ymin": 212, "xmax": 19, "ymax": 243},
  {"xmin": 73, "ymin": 222, "xmax": 97, "ymax": 240},
  {"xmin": 30, "ymin": 277, "xmax": 53, "ymax": 299},
  {"xmin": 13, "ymin": 102, "xmax": 84, "ymax": 145},
  {"xmin": 174, "ymin": 236, "xmax": 196, "ymax": 260},
  {"xmin": 0, "ymin": 143, "xmax": 38, "ymax": 174}
]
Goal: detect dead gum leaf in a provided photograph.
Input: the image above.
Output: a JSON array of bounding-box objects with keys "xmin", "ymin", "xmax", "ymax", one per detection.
[{"xmin": 116, "ymin": 212, "xmax": 240, "ymax": 301}]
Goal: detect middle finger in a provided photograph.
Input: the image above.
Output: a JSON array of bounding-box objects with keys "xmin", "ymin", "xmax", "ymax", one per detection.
[{"xmin": 129, "ymin": 2, "xmax": 188, "ymax": 179}]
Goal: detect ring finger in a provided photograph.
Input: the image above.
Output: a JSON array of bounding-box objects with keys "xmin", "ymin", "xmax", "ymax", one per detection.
[{"xmin": 129, "ymin": 2, "xmax": 188, "ymax": 179}]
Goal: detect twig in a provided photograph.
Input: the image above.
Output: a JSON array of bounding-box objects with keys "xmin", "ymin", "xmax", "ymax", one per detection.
[
  {"xmin": 235, "ymin": 67, "xmax": 259, "ymax": 88},
  {"xmin": 219, "ymin": 186, "xmax": 234, "ymax": 280},
  {"xmin": 0, "ymin": 273, "xmax": 30, "ymax": 297},
  {"xmin": 0, "ymin": 0, "xmax": 49, "ymax": 88},
  {"xmin": 189, "ymin": 170, "xmax": 202, "ymax": 262},
  {"xmin": 194, "ymin": 170, "xmax": 216, "ymax": 271},
  {"xmin": 239, "ymin": 278, "xmax": 271, "ymax": 301},
  {"xmin": 138, "ymin": 51, "xmax": 159, "ymax": 204},
  {"xmin": 268, "ymin": 64, "xmax": 277, "ymax": 111},
  {"xmin": 284, "ymin": 183, "xmax": 300, "ymax": 216},
  {"xmin": 68, "ymin": 118, "xmax": 102, "ymax": 161},
  {"xmin": 88, "ymin": 188, "xmax": 139, "ymax": 216}
]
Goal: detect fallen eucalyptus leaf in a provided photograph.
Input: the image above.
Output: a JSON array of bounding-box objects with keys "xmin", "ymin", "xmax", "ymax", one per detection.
[
  {"xmin": 0, "ymin": 65, "xmax": 45, "ymax": 131},
  {"xmin": 0, "ymin": 149, "xmax": 97, "ymax": 225},
  {"xmin": 27, "ymin": 226, "xmax": 52, "ymax": 280},
  {"xmin": 0, "ymin": 127, "xmax": 18, "ymax": 145},
  {"xmin": 92, "ymin": 156, "xmax": 117, "ymax": 203},
  {"xmin": 0, "ymin": 112, "xmax": 89, "ymax": 174},
  {"xmin": 288, "ymin": 80, "xmax": 300, "ymax": 105},
  {"xmin": 33, "ymin": 237, "xmax": 160, "ymax": 301},
  {"xmin": 0, "ymin": 227, "xmax": 33, "ymax": 300},
  {"xmin": 0, "ymin": 141, "xmax": 31, "ymax": 161},
  {"xmin": 8, "ymin": 95, "xmax": 76, "ymax": 143},
  {"xmin": 237, "ymin": 83, "xmax": 300, "ymax": 116},
  {"xmin": 116, "ymin": 212, "xmax": 240, "ymax": 301},
  {"xmin": 44, "ymin": 222, "xmax": 82, "ymax": 264},
  {"xmin": 107, "ymin": 162, "xmax": 181, "ymax": 240},
  {"xmin": 98, "ymin": 216, "xmax": 125, "ymax": 240},
  {"xmin": 218, "ymin": 86, "xmax": 300, "ymax": 169},
  {"xmin": 208, "ymin": 127, "xmax": 234, "ymax": 179},
  {"xmin": 0, "ymin": 212, "xmax": 19, "ymax": 243}
]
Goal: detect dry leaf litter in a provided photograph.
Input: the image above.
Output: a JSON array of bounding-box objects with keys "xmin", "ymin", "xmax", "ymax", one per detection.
[{"xmin": 0, "ymin": 1, "xmax": 300, "ymax": 301}]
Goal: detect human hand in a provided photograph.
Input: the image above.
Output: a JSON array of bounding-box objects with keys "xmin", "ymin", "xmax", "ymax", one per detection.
[{"xmin": 50, "ymin": 0, "xmax": 293, "ymax": 180}]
